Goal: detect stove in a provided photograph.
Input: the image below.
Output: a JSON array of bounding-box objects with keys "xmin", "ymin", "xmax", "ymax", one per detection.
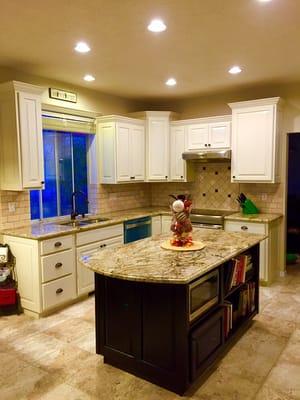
[{"xmin": 190, "ymin": 208, "xmax": 233, "ymax": 230}]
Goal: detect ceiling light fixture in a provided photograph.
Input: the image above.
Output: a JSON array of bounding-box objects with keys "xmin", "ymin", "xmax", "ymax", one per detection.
[
  {"xmin": 147, "ymin": 19, "xmax": 167, "ymax": 33},
  {"xmin": 75, "ymin": 41, "xmax": 91, "ymax": 53},
  {"xmin": 228, "ymin": 66, "xmax": 242, "ymax": 75},
  {"xmin": 83, "ymin": 74, "xmax": 95, "ymax": 82},
  {"xmin": 165, "ymin": 78, "xmax": 177, "ymax": 86}
]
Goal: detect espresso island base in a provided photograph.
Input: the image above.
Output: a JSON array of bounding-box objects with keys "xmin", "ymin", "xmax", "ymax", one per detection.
[{"xmin": 80, "ymin": 229, "xmax": 263, "ymax": 395}]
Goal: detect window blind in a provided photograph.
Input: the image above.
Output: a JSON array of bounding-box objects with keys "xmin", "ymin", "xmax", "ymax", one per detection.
[{"xmin": 42, "ymin": 111, "xmax": 95, "ymax": 134}]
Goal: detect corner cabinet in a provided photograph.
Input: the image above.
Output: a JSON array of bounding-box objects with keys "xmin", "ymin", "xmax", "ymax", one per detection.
[
  {"xmin": 96, "ymin": 116, "xmax": 145, "ymax": 184},
  {"xmin": 229, "ymin": 97, "xmax": 282, "ymax": 183},
  {"xmin": 0, "ymin": 81, "xmax": 45, "ymax": 190}
]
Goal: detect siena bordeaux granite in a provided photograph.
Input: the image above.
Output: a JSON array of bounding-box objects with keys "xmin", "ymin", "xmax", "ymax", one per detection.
[
  {"xmin": 224, "ymin": 212, "xmax": 282, "ymax": 223},
  {"xmin": 0, "ymin": 207, "xmax": 171, "ymax": 240},
  {"xmin": 80, "ymin": 229, "xmax": 265, "ymax": 284}
]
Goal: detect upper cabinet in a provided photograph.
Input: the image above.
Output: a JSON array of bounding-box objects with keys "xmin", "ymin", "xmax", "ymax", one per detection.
[
  {"xmin": 186, "ymin": 117, "xmax": 231, "ymax": 151},
  {"xmin": 229, "ymin": 97, "xmax": 282, "ymax": 183},
  {"xmin": 146, "ymin": 112, "xmax": 170, "ymax": 181},
  {"xmin": 0, "ymin": 81, "xmax": 45, "ymax": 190},
  {"xmin": 96, "ymin": 115, "xmax": 145, "ymax": 184}
]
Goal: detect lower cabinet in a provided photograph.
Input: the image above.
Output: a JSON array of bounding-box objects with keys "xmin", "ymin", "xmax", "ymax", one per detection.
[
  {"xmin": 76, "ymin": 234, "xmax": 124, "ymax": 296},
  {"xmin": 190, "ymin": 308, "xmax": 224, "ymax": 381},
  {"xmin": 161, "ymin": 215, "xmax": 172, "ymax": 234},
  {"xmin": 224, "ymin": 218, "xmax": 281, "ymax": 284}
]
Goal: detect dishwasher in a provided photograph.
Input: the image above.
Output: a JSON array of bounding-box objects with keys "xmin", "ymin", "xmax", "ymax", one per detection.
[{"xmin": 124, "ymin": 216, "xmax": 152, "ymax": 243}]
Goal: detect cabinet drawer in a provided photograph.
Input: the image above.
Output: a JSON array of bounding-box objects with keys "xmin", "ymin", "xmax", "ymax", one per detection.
[
  {"xmin": 41, "ymin": 249, "xmax": 74, "ymax": 283},
  {"xmin": 42, "ymin": 274, "xmax": 76, "ymax": 311},
  {"xmin": 76, "ymin": 224, "xmax": 123, "ymax": 246},
  {"xmin": 41, "ymin": 235, "xmax": 73, "ymax": 255},
  {"xmin": 224, "ymin": 221, "xmax": 267, "ymax": 235}
]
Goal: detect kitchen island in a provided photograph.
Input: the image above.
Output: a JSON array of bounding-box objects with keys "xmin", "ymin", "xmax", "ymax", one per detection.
[{"xmin": 80, "ymin": 229, "xmax": 264, "ymax": 395}]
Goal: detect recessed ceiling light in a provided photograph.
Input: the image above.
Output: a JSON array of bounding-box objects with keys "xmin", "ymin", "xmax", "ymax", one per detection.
[
  {"xmin": 258, "ymin": 0, "xmax": 272, "ymax": 2},
  {"xmin": 147, "ymin": 19, "xmax": 167, "ymax": 33},
  {"xmin": 165, "ymin": 78, "xmax": 177, "ymax": 86},
  {"xmin": 75, "ymin": 41, "xmax": 91, "ymax": 53},
  {"xmin": 228, "ymin": 66, "xmax": 242, "ymax": 75},
  {"xmin": 83, "ymin": 74, "xmax": 95, "ymax": 82}
]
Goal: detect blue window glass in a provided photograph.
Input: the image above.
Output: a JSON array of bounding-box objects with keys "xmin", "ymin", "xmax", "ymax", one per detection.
[{"xmin": 30, "ymin": 130, "xmax": 90, "ymax": 220}]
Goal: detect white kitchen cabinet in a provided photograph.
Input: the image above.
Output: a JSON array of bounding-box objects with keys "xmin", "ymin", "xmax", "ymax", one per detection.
[
  {"xmin": 224, "ymin": 218, "xmax": 281, "ymax": 285},
  {"xmin": 185, "ymin": 116, "xmax": 231, "ymax": 151},
  {"xmin": 170, "ymin": 125, "xmax": 195, "ymax": 182},
  {"xmin": 97, "ymin": 115, "xmax": 145, "ymax": 184},
  {"xmin": 229, "ymin": 97, "xmax": 282, "ymax": 183},
  {"xmin": 146, "ymin": 114, "xmax": 170, "ymax": 181},
  {"xmin": 161, "ymin": 215, "xmax": 172, "ymax": 234},
  {"xmin": 151, "ymin": 216, "xmax": 162, "ymax": 235},
  {"xmin": 76, "ymin": 235, "xmax": 123, "ymax": 296},
  {"xmin": 0, "ymin": 81, "xmax": 45, "ymax": 190}
]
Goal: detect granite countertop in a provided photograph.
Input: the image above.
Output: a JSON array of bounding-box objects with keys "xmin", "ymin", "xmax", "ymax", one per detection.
[
  {"xmin": 80, "ymin": 228, "xmax": 265, "ymax": 284},
  {"xmin": 0, "ymin": 207, "xmax": 171, "ymax": 240},
  {"xmin": 224, "ymin": 212, "xmax": 282, "ymax": 223}
]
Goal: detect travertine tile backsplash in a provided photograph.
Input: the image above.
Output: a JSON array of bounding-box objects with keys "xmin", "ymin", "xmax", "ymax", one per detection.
[{"xmin": 0, "ymin": 166, "xmax": 283, "ymax": 229}]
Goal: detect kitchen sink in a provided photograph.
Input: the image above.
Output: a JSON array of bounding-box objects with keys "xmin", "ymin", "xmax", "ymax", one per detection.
[{"xmin": 60, "ymin": 217, "xmax": 110, "ymax": 227}]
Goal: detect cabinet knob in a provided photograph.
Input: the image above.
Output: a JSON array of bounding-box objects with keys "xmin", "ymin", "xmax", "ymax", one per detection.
[
  {"xmin": 232, "ymin": 176, "xmax": 236, "ymax": 179},
  {"xmin": 181, "ymin": 175, "xmax": 184, "ymax": 179},
  {"xmin": 41, "ymin": 181, "xmax": 45, "ymax": 184},
  {"xmin": 208, "ymin": 144, "xmax": 211, "ymax": 147},
  {"xmin": 205, "ymin": 144, "xmax": 208, "ymax": 147},
  {"xmin": 56, "ymin": 288, "xmax": 63, "ymax": 294},
  {"xmin": 165, "ymin": 176, "xmax": 168, "ymax": 179},
  {"xmin": 54, "ymin": 241, "xmax": 62, "ymax": 248},
  {"xmin": 241, "ymin": 226, "xmax": 248, "ymax": 231},
  {"xmin": 55, "ymin": 262, "xmax": 63, "ymax": 269}
]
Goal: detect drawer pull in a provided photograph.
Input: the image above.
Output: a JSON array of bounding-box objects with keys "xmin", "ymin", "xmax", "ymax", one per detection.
[
  {"xmin": 54, "ymin": 241, "xmax": 62, "ymax": 248},
  {"xmin": 56, "ymin": 288, "xmax": 63, "ymax": 294},
  {"xmin": 55, "ymin": 262, "xmax": 63, "ymax": 269},
  {"xmin": 241, "ymin": 226, "xmax": 248, "ymax": 231}
]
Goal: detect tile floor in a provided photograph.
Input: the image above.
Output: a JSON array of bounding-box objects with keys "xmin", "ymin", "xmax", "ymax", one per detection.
[{"xmin": 0, "ymin": 266, "xmax": 299, "ymax": 400}]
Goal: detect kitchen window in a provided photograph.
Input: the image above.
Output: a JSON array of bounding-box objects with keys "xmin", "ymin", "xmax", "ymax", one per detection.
[{"xmin": 30, "ymin": 129, "xmax": 91, "ymax": 220}]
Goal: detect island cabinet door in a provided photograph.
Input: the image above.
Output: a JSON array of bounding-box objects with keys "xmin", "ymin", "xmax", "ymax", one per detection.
[
  {"xmin": 190, "ymin": 308, "xmax": 224, "ymax": 381},
  {"xmin": 104, "ymin": 278, "xmax": 140, "ymax": 357}
]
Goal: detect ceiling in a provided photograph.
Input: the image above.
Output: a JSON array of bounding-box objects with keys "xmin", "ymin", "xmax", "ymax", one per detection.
[{"xmin": 1, "ymin": 0, "xmax": 300, "ymax": 100}]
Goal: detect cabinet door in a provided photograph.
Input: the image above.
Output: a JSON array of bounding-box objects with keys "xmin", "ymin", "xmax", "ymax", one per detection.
[
  {"xmin": 147, "ymin": 117, "xmax": 169, "ymax": 181},
  {"xmin": 209, "ymin": 121, "xmax": 231, "ymax": 149},
  {"xmin": 186, "ymin": 124, "xmax": 209, "ymax": 150},
  {"xmin": 116, "ymin": 123, "xmax": 131, "ymax": 182},
  {"xmin": 161, "ymin": 216, "xmax": 172, "ymax": 234},
  {"xmin": 18, "ymin": 91, "xmax": 44, "ymax": 188},
  {"xmin": 152, "ymin": 216, "xmax": 162, "ymax": 235},
  {"xmin": 130, "ymin": 124, "xmax": 145, "ymax": 181},
  {"xmin": 231, "ymin": 105, "xmax": 275, "ymax": 182},
  {"xmin": 170, "ymin": 126, "xmax": 186, "ymax": 181},
  {"xmin": 99, "ymin": 122, "xmax": 116, "ymax": 184},
  {"xmin": 77, "ymin": 236, "xmax": 123, "ymax": 296}
]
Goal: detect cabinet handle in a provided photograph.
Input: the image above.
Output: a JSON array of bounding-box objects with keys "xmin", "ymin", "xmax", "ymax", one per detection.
[
  {"xmin": 181, "ymin": 175, "xmax": 184, "ymax": 179},
  {"xmin": 55, "ymin": 262, "xmax": 63, "ymax": 269},
  {"xmin": 41, "ymin": 181, "xmax": 45, "ymax": 184},
  {"xmin": 241, "ymin": 226, "xmax": 248, "ymax": 231},
  {"xmin": 205, "ymin": 144, "xmax": 208, "ymax": 147},
  {"xmin": 100, "ymin": 244, "xmax": 107, "ymax": 248},
  {"xmin": 165, "ymin": 176, "xmax": 168, "ymax": 179},
  {"xmin": 56, "ymin": 288, "xmax": 63, "ymax": 294},
  {"xmin": 54, "ymin": 241, "xmax": 62, "ymax": 248},
  {"xmin": 130, "ymin": 176, "xmax": 135, "ymax": 180},
  {"xmin": 208, "ymin": 144, "xmax": 211, "ymax": 147},
  {"xmin": 232, "ymin": 176, "xmax": 236, "ymax": 179}
]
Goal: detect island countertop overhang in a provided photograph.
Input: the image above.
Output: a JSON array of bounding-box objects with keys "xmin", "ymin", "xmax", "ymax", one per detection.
[{"xmin": 79, "ymin": 229, "xmax": 265, "ymax": 284}]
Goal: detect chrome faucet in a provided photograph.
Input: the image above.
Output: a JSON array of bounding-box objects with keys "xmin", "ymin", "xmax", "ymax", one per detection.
[{"xmin": 70, "ymin": 191, "xmax": 89, "ymax": 220}]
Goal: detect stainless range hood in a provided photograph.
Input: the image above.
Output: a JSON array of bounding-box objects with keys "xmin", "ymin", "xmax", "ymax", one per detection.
[{"xmin": 182, "ymin": 149, "xmax": 231, "ymax": 163}]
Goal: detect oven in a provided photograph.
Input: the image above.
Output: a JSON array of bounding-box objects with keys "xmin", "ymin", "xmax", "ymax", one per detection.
[{"xmin": 189, "ymin": 269, "xmax": 219, "ymax": 322}]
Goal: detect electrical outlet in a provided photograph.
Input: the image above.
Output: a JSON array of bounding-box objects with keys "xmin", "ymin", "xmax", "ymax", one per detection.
[
  {"xmin": 8, "ymin": 202, "xmax": 16, "ymax": 212},
  {"xmin": 261, "ymin": 194, "xmax": 267, "ymax": 201}
]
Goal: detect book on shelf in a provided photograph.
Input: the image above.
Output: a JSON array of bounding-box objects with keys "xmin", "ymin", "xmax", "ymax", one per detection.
[
  {"xmin": 223, "ymin": 282, "xmax": 256, "ymax": 336},
  {"xmin": 226, "ymin": 254, "xmax": 253, "ymax": 292}
]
